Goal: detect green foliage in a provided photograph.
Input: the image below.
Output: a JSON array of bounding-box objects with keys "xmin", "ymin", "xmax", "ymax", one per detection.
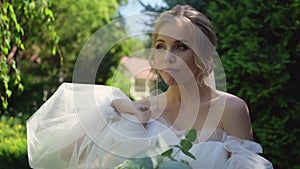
[
  {"xmin": 107, "ymin": 65, "xmax": 132, "ymax": 97},
  {"xmin": 51, "ymin": 0, "xmax": 127, "ymax": 84},
  {"xmin": 0, "ymin": 0, "xmax": 59, "ymax": 111},
  {"xmin": 139, "ymin": 0, "xmax": 208, "ymax": 15},
  {"xmin": 115, "ymin": 129, "xmax": 196, "ymax": 169},
  {"xmin": 0, "ymin": 116, "xmax": 29, "ymax": 169},
  {"xmin": 207, "ymin": 0, "xmax": 300, "ymax": 168},
  {"xmin": 164, "ymin": 129, "xmax": 196, "ymax": 161},
  {"xmin": 2, "ymin": 0, "xmax": 137, "ymax": 117}
]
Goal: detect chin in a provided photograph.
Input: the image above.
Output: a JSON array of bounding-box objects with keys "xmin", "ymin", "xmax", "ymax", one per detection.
[
  {"xmin": 165, "ymin": 81, "xmax": 178, "ymax": 86},
  {"xmin": 161, "ymin": 75, "xmax": 176, "ymax": 86},
  {"xmin": 161, "ymin": 77, "xmax": 177, "ymax": 86}
]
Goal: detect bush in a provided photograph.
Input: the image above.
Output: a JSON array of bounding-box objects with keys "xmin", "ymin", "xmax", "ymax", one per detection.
[
  {"xmin": 0, "ymin": 116, "xmax": 30, "ymax": 169},
  {"xmin": 207, "ymin": 0, "xmax": 300, "ymax": 168}
]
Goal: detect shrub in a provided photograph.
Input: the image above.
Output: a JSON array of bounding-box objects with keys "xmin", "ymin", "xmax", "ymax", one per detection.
[{"xmin": 0, "ymin": 116, "xmax": 30, "ymax": 169}]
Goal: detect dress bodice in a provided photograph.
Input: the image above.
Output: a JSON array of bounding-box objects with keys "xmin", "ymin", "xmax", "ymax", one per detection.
[
  {"xmin": 155, "ymin": 117, "xmax": 225, "ymax": 141},
  {"xmin": 145, "ymin": 118, "xmax": 271, "ymax": 169}
]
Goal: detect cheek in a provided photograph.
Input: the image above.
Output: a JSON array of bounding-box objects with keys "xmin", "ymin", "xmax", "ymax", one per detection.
[
  {"xmin": 153, "ymin": 52, "xmax": 164, "ymax": 68},
  {"xmin": 188, "ymin": 59, "xmax": 199, "ymax": 72},
  {"xmin": 180, "ymin": 53, "xmax": 199, "ymax": 72}
]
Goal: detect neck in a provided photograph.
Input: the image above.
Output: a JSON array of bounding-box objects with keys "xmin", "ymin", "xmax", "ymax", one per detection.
[
  {"xmin": 163, "ymin": 84, "xmax": 201, "ymax": 130},
  {"xmin": 159, "ymin": 82, "xmax": 218, "ymax": 130},
  {"xmin": 166, "ymin": 83, "xmax": 212, "ymax": 105}
]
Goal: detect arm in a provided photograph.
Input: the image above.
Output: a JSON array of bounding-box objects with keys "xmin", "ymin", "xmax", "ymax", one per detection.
[
  {"xmin": 111, "ymin": 98, "xmax": 148, "ymax": 115},
  {"xmin": 60, "ymin": 136, "xmax": 89, "ymax": 161},
  {"xmin": 221, "ymin": 95, "xmax": 253, "ymax": 141}
]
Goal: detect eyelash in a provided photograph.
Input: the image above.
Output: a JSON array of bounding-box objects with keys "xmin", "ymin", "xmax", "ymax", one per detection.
[
  {"xmin": 156, "ymin": 44, "xmax": 166, "ymax": 50},
  {"xmin": 155, "ymin": 44, "xmax": 189, "ymax": 51},
  {"xmin": 175, "ymin": 44, "xmax": 188, "ymax": 50}
]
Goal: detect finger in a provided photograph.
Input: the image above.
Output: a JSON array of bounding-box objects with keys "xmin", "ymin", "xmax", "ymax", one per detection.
[
  {"xmin": 110, "ymin": 100, "xmax": 119, "ymax": 113},
  {"xmin": 137, "ymin": 105, "xmax": 149, "ymax": 112},
  {"xmin": 139, "ymin": 114, "xmax": 148, "ymax": 128},
  {"xmin": 137, "ymin": 111, "xmax": 151, "ymax": 124}
]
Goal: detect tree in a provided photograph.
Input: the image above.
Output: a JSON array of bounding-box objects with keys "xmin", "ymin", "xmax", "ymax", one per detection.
[
  {"xmin": 139, "ymin": 0, "xmax": 208, "ymax": 15},
  {"xmin": 207, "ymin": 1, "xmax": 300, "ymax": 168},
  {"xmin": 0, "ymin": 0, "xmax": 59, "ymax": 112},
  {"xmin": 51, "ymin": 0, "xmax": 127, "ymax": 84},
  {"xmin": 1, "ymin": 0, "xmax": 145, "ymax": 117}
]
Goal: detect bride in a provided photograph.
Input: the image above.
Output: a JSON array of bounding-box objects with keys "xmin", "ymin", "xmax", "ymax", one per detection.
[{"xmin": 27, "ymin": 5, "xmax": 273, "ymax": 169}]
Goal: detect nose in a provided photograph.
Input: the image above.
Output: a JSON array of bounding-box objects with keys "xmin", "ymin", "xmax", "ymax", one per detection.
[{"xmin": 164, "ymin": 51, "xmax": 176, "ymax": 64}]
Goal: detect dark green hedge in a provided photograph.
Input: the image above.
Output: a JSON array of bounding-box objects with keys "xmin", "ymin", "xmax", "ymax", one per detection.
[{"xmin": 207, "ymin": 1, "xmax": 300, "ymax": 168}]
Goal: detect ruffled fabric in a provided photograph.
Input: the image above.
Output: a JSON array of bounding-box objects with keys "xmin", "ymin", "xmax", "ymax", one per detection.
[
  {"xmin": 27, "ymin": 83, "xmax": 173, "ymax": 168},
  {"xmin": 222, "ymin": 135, "xmax": 273, "ymax": 169},
  {"xmin": 171, "ymin": 131, "xmax": 273, "ymax": 169},
  {"xmin": 27, "ymin": 83, "xmax": 273, "ymax": 169}
]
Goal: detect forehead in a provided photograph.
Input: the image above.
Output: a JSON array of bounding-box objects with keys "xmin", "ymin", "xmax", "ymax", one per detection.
[{"xmin": 156, "ymin": 19, "xmax": 193, "ymax": 43}]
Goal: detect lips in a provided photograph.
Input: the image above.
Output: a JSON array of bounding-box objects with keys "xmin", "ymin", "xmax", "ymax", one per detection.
[{"xmin": 162, "ymin": 68, "xmax": 179, "ymax": 73}]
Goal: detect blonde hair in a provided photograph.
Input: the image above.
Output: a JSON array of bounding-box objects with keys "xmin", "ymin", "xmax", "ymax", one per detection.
[{"xmin": 150, "ymin": 5, "xmax": 217, "ymax": 85}]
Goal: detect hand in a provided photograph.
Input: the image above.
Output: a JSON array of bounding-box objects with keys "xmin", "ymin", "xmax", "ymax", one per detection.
[{"xmin": 111, "ymin": 98, "xmax": 151, "ymax": 127}]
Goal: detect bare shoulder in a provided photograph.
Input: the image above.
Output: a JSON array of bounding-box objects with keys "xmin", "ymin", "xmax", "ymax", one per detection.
[
  {"xmin": 219, "ymin": 91, "xmax": 248, "ymax": 113},
  {"xmin": 216, "ymin": 91, "xmax": 253, "ymax": 140}
]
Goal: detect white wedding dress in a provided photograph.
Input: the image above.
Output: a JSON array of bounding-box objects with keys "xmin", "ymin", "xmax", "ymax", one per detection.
[{"xmin": 27, "ymin": 83, "xmax": 273, "ymax": 169}]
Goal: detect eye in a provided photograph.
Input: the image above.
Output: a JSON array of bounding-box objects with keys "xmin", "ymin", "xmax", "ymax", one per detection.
[
  {"xmin": 174, "ymin": 44, "xmax": 188, "ymax": 51},
  {"xmin": 155, "ymin": 44, "xmax": 166, "ymax": 50}
]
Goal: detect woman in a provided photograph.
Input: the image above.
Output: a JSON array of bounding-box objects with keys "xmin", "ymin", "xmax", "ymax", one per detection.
[
  {"xmin": 111, "ymin": 5, "xmax": 273, "ymax": 168},
  {"xmin": 115, "ymin": 5, "xmax": 253, "ymax": 140},
  {"xmin": 27, "ymin": 5, "xmax": 273, "ymax": 169}
]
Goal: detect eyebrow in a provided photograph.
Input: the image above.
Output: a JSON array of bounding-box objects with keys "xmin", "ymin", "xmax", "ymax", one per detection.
[{"xmin": 155, "ymin": 39, "xmax": 189, "ymax": 44}]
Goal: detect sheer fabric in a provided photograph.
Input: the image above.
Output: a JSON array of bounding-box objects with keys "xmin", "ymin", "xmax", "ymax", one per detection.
[{"xmin": 27, "ymin": 83, "xmax": 273, "ymax": 169}]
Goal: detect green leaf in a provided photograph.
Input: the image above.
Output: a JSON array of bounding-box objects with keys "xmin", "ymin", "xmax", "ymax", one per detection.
[
  {"xmin": 158, "ymin": 161, "xmax": 192, "ymax": 169},
  {"xmin": 52, "ymin": 46, "xmax": 56, "ymax": 55},
  {"xmin": 16, "ymin": 23, "xmax": 21, "ymax": 32},
  {"xmin": 6, "ymin": 89, "xmax": 12, "ymax": 98},
  {"xmin": 8, "ymin": 3, "xmax": 14, "ymax": 12},
  {"xmin": 1, "ymin": 15, "xmax": 8, "ymax": 22},
  {"xmin": 3, "ymin": 47, "xmax": 9, "ymax": 55},
  {"xmin": 181, "ymin": 149, "xmax": 196, "ymax": 160},
  {"xmin": 180, "ymin": 139, "xmax": 192, "ymax": 151},
  {"xmin": 18, "ymin": 83, "xmax": 24, "ymax": 92},
  {"xmin": 1, "ymin": 96, "xmax": 8, "ymax": 110},
  {"xmin": 45, "ymin": 8, "xmax": 54, "ymax": 20},
  {"xmin": 5, "ymin": 39, "xmax": 11, "ymax": 49},
  {"xmin": 130, "ymin": 157, "xmax": 153, "ymax": 169},
  {"xmin": 4, "ymin": 78, "xmax": 10, "ymax": 88},
  {"xmin": 161, "ymin": 148, "xmax": 173, "ymax": 157},
  {"xmin": 20, "ymin": 27, "xmax": 24, "ymax": 36},
  {"xmin": 185, "ymin": 129, "xmax": 197, "ymax": 142},
  {"xmin": 2, "ymin": 2, "xmax": 9, "ymax": 14},
  {"xmin": 174, "ymin": 145, "xmax": 181, "ymax": 149},
  {"xmin": 11, "ymin": 60, "xmax": 16, "ymax": 69},
  {"xmin": 20, "ymin": 43, "xmax": 25, "ymax": 50}
]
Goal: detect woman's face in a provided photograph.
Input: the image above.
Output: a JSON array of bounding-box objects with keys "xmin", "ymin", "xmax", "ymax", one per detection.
[{"xmin": 153, "ymin": 20, "xmax": 200, "ymax": 86}]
